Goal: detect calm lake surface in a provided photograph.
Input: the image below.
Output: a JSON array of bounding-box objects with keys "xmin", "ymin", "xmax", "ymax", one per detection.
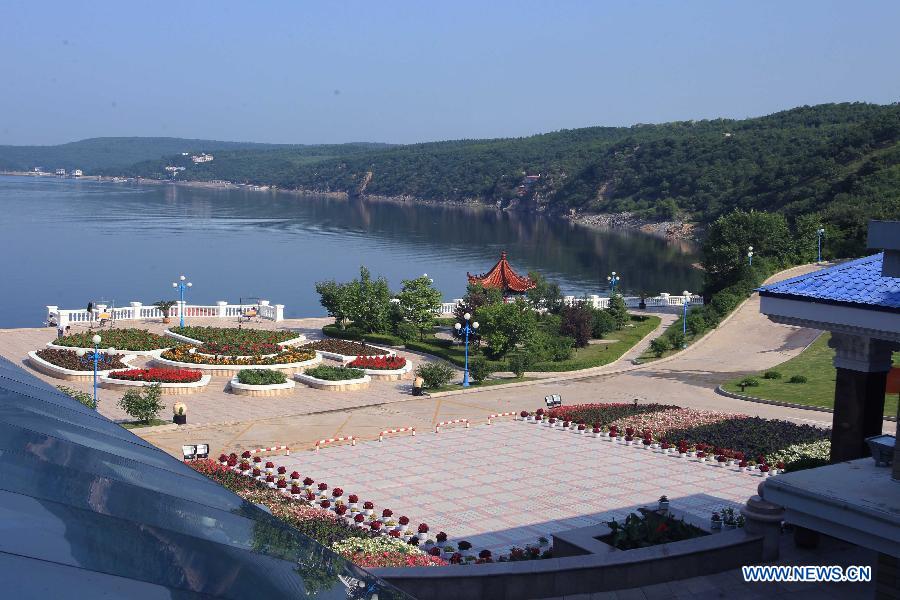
[{"xmin": 0, "ymin": 175, "xmax": 702, "ymax": 328}]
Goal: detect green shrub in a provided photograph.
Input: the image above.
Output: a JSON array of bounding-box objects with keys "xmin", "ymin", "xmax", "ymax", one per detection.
[
  {"xmin": 237, "ymin": 369, "xmax": 287, "ymax": 385},
  {"xmin": 710, "ymin": 292, "xmax": 740, "ymax": 318},
  {"xmin": 395, "ymin": 321, "xmax": 419, "ymax": 344},
  {"xmin": 738, "ymin": 377, "xmax": 760, "ymax": 391},
  {"xmin": 468, "ymin": 359, "xmax": 494, "ymax": 383},
  {"xmin": 763, "ymin": 370, "xmax": 782, "ymax": 380},
  {"xmin": 686, "ymin": 311, "xmax": 707, "ymax": 337},
  {"xmin": 508, "ymin": 354, "xmax": 528, "ymax": 377},
  {"xmin": 304, "ymin": 365, "xmax": 365, "ymax": 381},
  {"xmin": 415, "ymin": 362, "xmax": 455, "ymax": 388},
  {"xmin": 57, "ymin": 385, "xmax": 96, "ymax": 409},
  {"xmin": 788, "ymin": 375, "xmax": 808, "ymax": 384},
  {"xmin": 591, "ymin": 309, "xmax": 617, "ymax": 339},
  {"xmin": 668, "ymin": 331, "xmax": 686, "ymax": 349},
  {"xmin": 649, "ymin": 337, "xmax": 671, "ymax": 357},
  {"xmin": 117, "ymin": 383, "xmax": 164, "ymax": 424}
]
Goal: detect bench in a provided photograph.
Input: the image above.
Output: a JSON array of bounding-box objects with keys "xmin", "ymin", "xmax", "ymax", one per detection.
[{"xmin": 544, "ymin": 394, "xmax": 562, "ymax": 408}]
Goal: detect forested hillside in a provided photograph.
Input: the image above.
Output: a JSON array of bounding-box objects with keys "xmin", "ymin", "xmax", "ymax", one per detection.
[{"xmin": 0, "ymin": 137, "xmax": 291, "ymax": 171}]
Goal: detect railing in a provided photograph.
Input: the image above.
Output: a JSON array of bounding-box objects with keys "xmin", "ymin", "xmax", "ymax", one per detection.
[
  {"xmin": 562, "ymin": 294, "xmax": 703, "ymax": 310},
  {"xmin": 47, "ymin": 299, "xmax": 285, "ymax": 326}
]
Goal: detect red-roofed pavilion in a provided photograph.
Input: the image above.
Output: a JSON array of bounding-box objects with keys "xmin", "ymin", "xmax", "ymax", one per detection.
[{"xmin": 467, "ymin": 251, "xmax": 536, "ymax": 294}]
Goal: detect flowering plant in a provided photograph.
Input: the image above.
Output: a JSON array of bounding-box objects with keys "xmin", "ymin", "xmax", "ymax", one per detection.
[
  {"xmin": 241, "ymin": 451, "xmax": 251, "ymax": 459},
  {"xmin": 348, "ymin": 494, "xmax": 359, "ymax": 503},
  {"xmin": 332, "ymin": 487, "xmax": 343, "ymax": 498},
  {"xmin": 303, "ymin": 477, "xmax": 314, "ymax": 486},
  {"xmin": 520, "ymin": 410, "xmax": 529, "ymax": 418},
  {"xmin": 265, "ymin": 461, "xmax": 274, "ymax": 469},
  {"xmin": 305, "ymin": 491, "xmax": 316, "ymax": 501},
  {"xmin": 348, "ymin": 355, "xmax": 407, "ymax": 370},
  {"xmin": 354, "ymin": 514, "xmax": 365, "ymax": 523},
  {"xmin": 418, "ymin": 523, "xmax": 429, "ymax": 534},
  {"xmin": 318, "ymin": 482, "xmax": 328, "ymax": 491},
  {"xmin": 370, "ymin": 521, "xmax": 382, "ymax": 531},
  {"xmin": 277, "ymin": 479, "xmax": 287, "ymax": 489},
  {"xmin": 479, "ymin": 549, "xmax": 492, "ymax": 559},
  {"xmin": 399, "ymin": 516, "xmax": 410, "ymax": 525},
  {"xmin": 388, "ymin": 529, "xmax": 401, "ymax": 538},
  {"xmin": 277, "ymin": 466, "xmax": 286, "ymax": 475},
  {"xmin": 290, "ymin": 471, "xmax": 300, "ymax": 479},
  {"xmin": 240, "ymin": 461, "xmax": 250, "ymax": 470},
  {"xmin": 253, "ymin": 456, "xmax": 262, "ymax": 464},
  {"xmin": 458, "ymin": 540, "xmax": 472, "ymax": 551},
  {"xmin": 291, "ymin": 484, "xmax": 301, "ymax": 494},
  {"xmin": 320, "ymin": 499, "xmax": 331, "ymax": 509},
  {"xmin": 429, "ymin": 546, "xmax": 441, "ymax": 556},
  {"xmin": 578, "ymin": 423, "xmax": 586, "ymax": 431},
  {"xmin": 363, "ymin": 501, "xmax": 374, "ymax": 510},
  {"xmin": 265, "ymin": 475, "xmax": 275, "ymax": 483},
  {"xmin": 382, "ymin": 508, "xmax": 393, "ymax": 518},
  {"xmin": 436, "ymin": 531, "xmax": 448, "ymax": 543},
  {"xmin": 252, "ymin": 468, "xmax": 261, "ymax": 477},
  {"xmin": 336, "ymin": 505, "xmax": 347, "ymax": 516},
  {"xmin": 219, "ymin": 454, "xmax": 228, "ymax": 463},
  {"xmin": 109, "ymin": 368, "xmax": 203, "ymax": 383}
]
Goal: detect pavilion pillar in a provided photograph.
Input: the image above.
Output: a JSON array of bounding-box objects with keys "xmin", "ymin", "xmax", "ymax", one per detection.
[{"xmin": 828, "ymin": 333, "xmax": 894, "ymax": 463}]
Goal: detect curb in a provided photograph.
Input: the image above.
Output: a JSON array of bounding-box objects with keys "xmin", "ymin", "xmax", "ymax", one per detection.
[{"xmin": 714, "ymin": 385, "xmax": 897, "ymax": 423}]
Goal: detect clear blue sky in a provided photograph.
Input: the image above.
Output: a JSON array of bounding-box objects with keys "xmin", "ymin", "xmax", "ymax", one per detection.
[{"xmin": 2, "ymin": 0, "xmax": 899, "ymax": 145}]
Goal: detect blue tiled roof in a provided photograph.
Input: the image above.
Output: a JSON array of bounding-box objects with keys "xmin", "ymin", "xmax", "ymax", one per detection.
[{"xmin": 759, "ymin": 253, "xmax": 900, "ymax": 313}]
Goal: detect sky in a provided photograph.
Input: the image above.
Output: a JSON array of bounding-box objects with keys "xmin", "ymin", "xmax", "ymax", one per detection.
[{"xmin": 2, "ymin": 0, "xmax": 899, "ymax": 146}]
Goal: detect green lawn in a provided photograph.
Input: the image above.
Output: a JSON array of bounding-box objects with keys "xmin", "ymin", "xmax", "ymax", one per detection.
[
  {"xmin": 722, "ymin": 333, "xmax": 898, "ymax": 417},
  {"xmin": 529, "ymin": 315, "xmax": 661, "ymax": 372},
  {"xmin": 428, "ymin": 376, "xmax": 536, "ymax": 393},
  {"xmin": 638, "ymin": 315, "xmax": 695, "ymax": 361}
]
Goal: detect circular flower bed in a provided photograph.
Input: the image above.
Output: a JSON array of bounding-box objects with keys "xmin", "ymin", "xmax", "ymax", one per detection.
[
  {"xmin": 236, "ymin": 369, "xmax": 288, "ymax": 385},
  {"xmin": 160, "ymin": 344, "xmax": 316, "ymax": 366},
  {"xmin": 348, "ymin": 355, "xmax": 407, "ymax": 370},
  {"xmin": 303, "ymin": 339, "xmax": 391, "ymax": 357},
  {"xmin": 53, "ymin": 328, "xmax": 172, "ymax": 351},
  {"xmin": 295, "ymin": 365, "xmax": 370, "ymax": 390},
  {"xmin": 35, "ymin": 348, "xmax": 127, "ymax": 371},
  {"xmin": 108, "ymin": 368, "xmax": 204, "ymax": 383},
  {"xmin": 169, "ymin": 326, "xmax": 299, "ymax": 346}
]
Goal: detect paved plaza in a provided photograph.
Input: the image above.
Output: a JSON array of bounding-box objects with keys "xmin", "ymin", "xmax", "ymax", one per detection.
[{"xmin": 275, "ymin": 420, "xmax": 763, "ymax": 554}]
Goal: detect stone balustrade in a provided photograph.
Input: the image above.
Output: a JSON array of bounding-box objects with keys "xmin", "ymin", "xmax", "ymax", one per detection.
[{"xmin": 47, "ymin": 299, "xmax": 285, "ymax": 326}]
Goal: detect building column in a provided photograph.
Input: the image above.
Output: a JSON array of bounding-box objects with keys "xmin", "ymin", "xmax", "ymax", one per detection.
[{"xmin": 827, "ymin": 333, "xmax": 894, "ymax": 463}]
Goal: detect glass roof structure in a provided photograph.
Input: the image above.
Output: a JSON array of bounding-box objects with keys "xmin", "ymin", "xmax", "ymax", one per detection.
[{"xmin": 0, "ymin": 356, "xmax": 409, "ymax": 599}]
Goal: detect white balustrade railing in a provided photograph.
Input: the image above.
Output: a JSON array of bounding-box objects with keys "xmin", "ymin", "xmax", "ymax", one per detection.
[
  {"xmin": 47, "ymin": 299, "xmax": 285, "ymax": 327},
  {"xmin": 431, "ymin": 294, "xmax": 701, "ymax": 315}
]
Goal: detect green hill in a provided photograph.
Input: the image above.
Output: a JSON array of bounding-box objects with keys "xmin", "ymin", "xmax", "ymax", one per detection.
[{"xmin": 0, "ymin": 137, "xmax": 293, "ymax": 171}]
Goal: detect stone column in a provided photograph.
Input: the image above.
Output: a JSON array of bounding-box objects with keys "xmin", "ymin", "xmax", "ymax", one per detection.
[
  {"xmin": 827, "ymin": 333, "xmax": 895, "ymax": 462},
  {"xmin": 274, "ymin": 304, "xmax": 284, "ymax": 322},
  {"xmin": 216, "ymin": 301, "xmax": 228, "ymax": 318},
  {"xmin": 129, "ymin": 302, "xmax": 142, "ymax": 320}
]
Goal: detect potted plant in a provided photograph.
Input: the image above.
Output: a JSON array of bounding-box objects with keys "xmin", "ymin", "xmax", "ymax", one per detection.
[
  {"xmin": 265, "ymin": 474, "xmax": 276, "ymax": 489},
  {"xmin": 458, "ymin": 540, "xmax": 473, "ymax": 557},
  {"xmin": 520, "ymin": 410, "xmax": 530, "ymax": 422},
  {"xmin": 577, "ymin": 423, "xmax": 586, "ymax": 434},
  {"xmin": 353, "ymin": 514, "xmax": 366, "ymax": 528},
  {"xmin": 348, "ymin": 494, "xmax": 359, "ymax": 511},
  {"xmin": 381, "ymin": 508, "xmax": 393, "ymax": 523},
  {"xmin": 154, "ymin": 300, "xmax": 177, "ymax": 324},
  {"xmin": 290, "ymin": 470, "xmax": 300, "ymax": 483},
  {"xmin": 317, "ymin": 482, "xmax": 329, "ymax": 497},
  {"xmin": 775, "ymin": 461, "xmax": 785, "ymax": 474},
  {"xmin": 303, "ymin": 477, "xmax": 315, "ymax": 491},
  {"xmin": 722, "ymin": 507, "xmax": 737, "ymax": 529},
  {"xmin": 710, "ymin": 511, "xmax": 722, "ymax": 530},
  {"xmin": 363, "ymin": 501, "xmax": 375, "ymax": 516},
  {"xmin": 417, "ymin": 523, "xmax": 429, "ymax": 542},
  {"xmin": 398, "ymin": 515, "xmax": 410, "ymax": 532},
  {"xmin": 435, "ymin": 531, "xmax": 448, "ymax": 547},
  {"xmin": 173, "ymin": 402, "xmax": 187, "ymax": 425},
  {"xmin": 758, "ymin": 463, "xmax": 771, "ymax": 476},
  {"xmin": 593, "ymin": 426, "xmax": 602, "ymax": 438},
  {"xmin": 607, "ymin": 425, "xmax": 617, "ymax": 441},
  {"xmin": 638, "ymin": 291, "xmax": 649, "ymax": 310}
]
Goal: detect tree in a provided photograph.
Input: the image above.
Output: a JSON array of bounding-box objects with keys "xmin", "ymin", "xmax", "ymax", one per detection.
[
  {"xmin": 415, "ymin": 362, "xmax": 454, "ymax": 389},
  {"xmin": 453, "ymin": 282, "xmax": 502, "ymax": 347},
  {"xmin": 591, "ymin": 308, "xmax": 617, "ymax": 338},
  {"xmin": 117, "ymin": 383, "xmax": 164, "ymax": 424},
  {"xmin": 477, "ymin": 299, "xmax": 538, "ymax": 358},
  {"xmin": 701, "ymin": 210, "xmax": 792, "ymax": 293},
  {"xmin": 397, "ymin": 275, "xmax": 443, "ymax": 339},
  {"xmin": 559, "ymin": 304, "xmax": 593, "ymax": 347},
  {"xmin": 57, "ymin": 385, "xmax": 96, "ymax": 409},
  {"xmin": 346, "ymin": 267, "xmax": 392, "ymax": 333},
  {"xmin": 315, "ymin": 280, "xmax": 353, "ymax": 328},
  {"xmin": 525, "ymin": 272, "xmax": 563, "ymax": 313},
  {"xmin": 605, "ymin": 293, "xmax": 629, "ymax": 330}
]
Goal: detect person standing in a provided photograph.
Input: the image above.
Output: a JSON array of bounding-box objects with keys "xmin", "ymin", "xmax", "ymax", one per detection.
[{"xmin": 86, "ymin": 302, "xmax": 94, "ymax": 322}]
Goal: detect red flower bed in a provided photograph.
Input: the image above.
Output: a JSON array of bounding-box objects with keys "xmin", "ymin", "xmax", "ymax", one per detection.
[
  {"xmin": 348, "ymin": 355, "xmax": 407, "ymax": 370},
  {"xmin": 108, "ymin": 368, "xmax": 203, "ymax": 383}
]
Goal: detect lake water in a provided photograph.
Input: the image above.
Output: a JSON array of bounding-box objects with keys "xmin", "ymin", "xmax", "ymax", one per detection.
[{"xmin": 0, "ymin": 175, "xmax": 702, "ymax": 328}]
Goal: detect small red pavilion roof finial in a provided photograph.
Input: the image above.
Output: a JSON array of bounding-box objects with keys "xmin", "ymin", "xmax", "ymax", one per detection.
[{"xmin": 466, "ymin": 251, "xmax": 536, "ymax": 293}]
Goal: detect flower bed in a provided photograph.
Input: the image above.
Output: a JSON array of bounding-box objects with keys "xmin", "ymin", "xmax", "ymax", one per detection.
[
  {"xmin": 542, "ymin": 403, "xmax": 830, "ymax": 471},
  {"xmin": 295, "ymin": 365, "xmax": 371, "ymax": 391},
  {"xmin": 230, "ymin": 369, "xmax": 295, "ymax": 396},
  {"xmin": 199, "ymin": 341, "xmax": 282, "ymax": 356},
  {"xmin": 348, "ymin": 355, "xmax": 407, "ymax": 370},
  {"xmin": 51, "ymin": 328, "xmax": 172, "ymax": 352},
  {"xmin": 35, "ymin": 348, "xmax": 127, "ymax": 371},
  {"xmin": 27, "ymin": 349, "xmax": 136, "ymax": 381},
  {"xmin": 304, "ymin": 365, "xmax": 365, "ymax": 381},
  {"xmin": 160, "ymin": 344, "xmax": 316, "ymax": 366},
  {"xmin": 169, "ymin": 326, "xmax": 299, "ymax": 346},
  {"xmin": 601, "ymin": 508, "xmax": 707, "ymax": 550},
  {"xmin": 108, "ymin": 368, "xmax": 204, "ymax": 383},
  {"xmin": 302, "ymin": 339, "xmax": 393, "ymax": 362}
]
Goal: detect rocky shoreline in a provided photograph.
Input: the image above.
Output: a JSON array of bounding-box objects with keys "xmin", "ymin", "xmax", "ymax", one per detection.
[{"xmin": 565, "ymin": 211, "xmax": 697, "ymax": 241}]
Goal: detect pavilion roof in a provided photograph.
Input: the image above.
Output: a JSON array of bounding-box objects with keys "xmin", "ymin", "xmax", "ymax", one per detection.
[
  {"xmin": 759, "ymin": 253, "xmax": 899, "ymax": 314},
  {"xmin": 467, "ymin": 251, "xmax": 536, "ymax": 293}
]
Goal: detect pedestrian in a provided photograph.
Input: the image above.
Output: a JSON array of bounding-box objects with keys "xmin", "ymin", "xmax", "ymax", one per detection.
[{"xmin": 87, "ymin": 302, "xmax": 94, "ymax": 321}]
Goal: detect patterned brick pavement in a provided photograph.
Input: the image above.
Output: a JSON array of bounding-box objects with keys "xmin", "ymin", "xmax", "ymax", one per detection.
[{"xmin": 275, "ymin": 420, "xmax": 763, "ymax": 555}]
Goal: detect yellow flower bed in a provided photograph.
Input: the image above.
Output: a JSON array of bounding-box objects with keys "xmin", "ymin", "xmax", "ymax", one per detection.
[{"xmin": 161, "ymin": 344, "xmax": 316, "ymax": 366}]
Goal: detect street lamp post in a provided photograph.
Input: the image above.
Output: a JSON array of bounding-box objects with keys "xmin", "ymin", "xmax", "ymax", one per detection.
[
  {"xmin": 607, "ymin": 271, "xmax": 620, "ymax": 294},
  {"xmin": 682, "ymin": 290, "xmax": 691, "ymax": 346},
  {"xmin": 817, "ymin": 228, "xmax": 825, "ymax": 263},
  {"xmin": 172, "ymin": 275, "xmax": 193, "ymax": 328},
  {"xmin": 75, "ymin": 334, "xmax": 109, "ymax": 409},
  {"xmin": 454, "ymin": 312, "xmax": 479, "ymax": 387},
  {"xmin": 747, "ymin": 246, "xmax": 754, "ymax": 267}
]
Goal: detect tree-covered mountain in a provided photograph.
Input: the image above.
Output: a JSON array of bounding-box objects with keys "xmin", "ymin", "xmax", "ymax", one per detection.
[{"xmin": 0, "ymin": 137, "xmax": 296, "ymax": 171}]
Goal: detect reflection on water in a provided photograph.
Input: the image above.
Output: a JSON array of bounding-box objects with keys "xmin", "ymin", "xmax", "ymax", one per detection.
[{"xmin": 0, "ymin": 176, "xmax": 702, "ymax": 327}]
